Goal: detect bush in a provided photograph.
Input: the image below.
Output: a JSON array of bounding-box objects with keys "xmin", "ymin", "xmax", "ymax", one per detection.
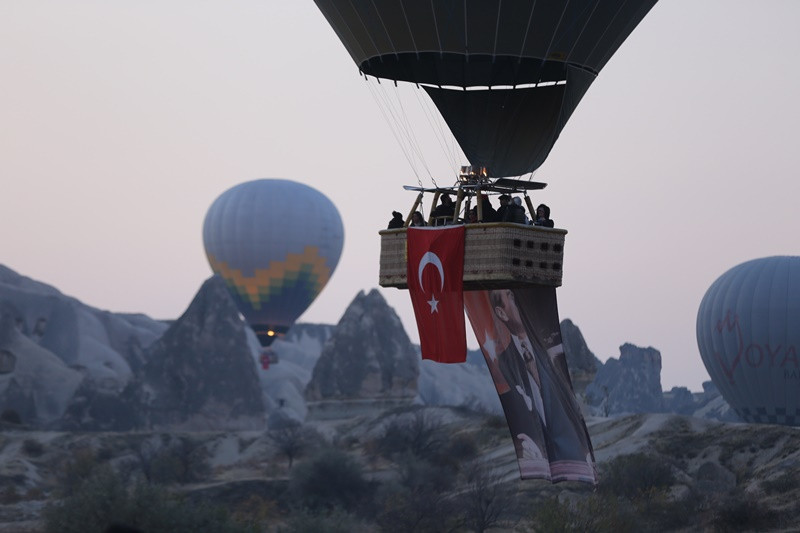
[
  {"xmin": 709, "ymin": 489, "xmax": 779, "ymax": 532},
  {"xmin": 375, "ymin": 482, "xmax": 459, "ymax": 533},
  {"xmin": 0, "ymin": 409, "xmax": 22, "ymax": 425},
  {"xmin": 532, "ymin": 494, "xmax": 637, "ymax": 533},
  {"xmin": 267, "ymin": 425, "xmax": 321, "ymax": 469},
  {"xmin": 373, "ymin": 410, "xmax": 445, "ymax": 461},
  {"xmin": 288, "ymin": 449, "xmax": 369, "ymax": 512},
  {"xmin": 762, "ymin": 472, "xmax": 800, "ymax": 494},
  {"xmin": 57, "ymin": 447, "xmax": 102, "ymax": 495},
  {"xmin": 22, "ymin": 438, "xmax": 44, "ymax": 457},
  {"xmin": 42, "ymin": 466, "xmax": 252, "ymax": 533},
  {"xmin": 140, "ymin": 436, "xmax": 211, "ymax": 485},
  {"xmin": 598, "ymin": 453, "xmax": 674, "ymax": 499}
]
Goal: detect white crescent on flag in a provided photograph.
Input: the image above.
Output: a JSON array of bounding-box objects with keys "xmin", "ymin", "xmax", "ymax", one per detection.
[{"xmin": 418, "ymin": 252, "xmax": 445, "ymax": 291}]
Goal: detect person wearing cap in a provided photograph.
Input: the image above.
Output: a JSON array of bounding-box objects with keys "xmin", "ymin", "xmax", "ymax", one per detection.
[{"xmin": 496, "ymin": 194, "xmax": 512, "ymax": 222}]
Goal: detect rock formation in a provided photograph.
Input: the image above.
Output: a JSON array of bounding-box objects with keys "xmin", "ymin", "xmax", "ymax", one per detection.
[
  {"xmin": 559, "ymin": 318, "xmax": 602, "ymax": 394},
  {"xmin": 584, "ymin": 343, "xmax": 665, "ymax": 416},
  {"xmin": 126, "ymin": 275, "xmax": 265, "ymax": 430},
  {"xmin": 305, "ymin": 289, "xmax": 418, "ymax": 402}
]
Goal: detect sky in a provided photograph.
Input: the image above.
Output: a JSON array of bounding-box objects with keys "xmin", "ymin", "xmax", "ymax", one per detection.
[{"xmin": 2, "ymin": 1, "xmax": 798, "ymax": 392}]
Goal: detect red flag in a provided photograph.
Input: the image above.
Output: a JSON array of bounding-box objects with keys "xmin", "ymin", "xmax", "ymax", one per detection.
[{"xmin": 407, "ymin": 226, "xmax": 466, "ymax": 363}]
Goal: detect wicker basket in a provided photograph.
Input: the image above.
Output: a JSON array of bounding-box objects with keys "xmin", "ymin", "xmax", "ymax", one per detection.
[{"xmin": 379, "ymin": 223, "xmax": 566, "ymax": 290}]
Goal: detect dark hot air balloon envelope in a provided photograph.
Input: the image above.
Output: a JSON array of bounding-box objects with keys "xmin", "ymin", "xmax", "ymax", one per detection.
[{"xmin": 314, "ymin": 0, "xmax": 658, "ymax": 177}]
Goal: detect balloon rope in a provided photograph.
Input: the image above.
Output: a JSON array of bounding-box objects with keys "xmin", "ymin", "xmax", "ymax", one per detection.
[
  {"xmin": 412, "ymin": 87, "xmax": 460, "ymax": 182},
  {"xmin": 365, "ymin": 78, "xmax": 422, "ymax": 184},
  {"xmin": 388, "ymin": 83, "xmax": 434, "ymax": 186}
]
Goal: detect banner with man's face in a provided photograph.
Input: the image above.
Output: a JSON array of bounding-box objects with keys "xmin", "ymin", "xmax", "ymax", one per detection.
[{"xmin": 464, "ymin": 287, "xmax": 596, "ymax": 483}]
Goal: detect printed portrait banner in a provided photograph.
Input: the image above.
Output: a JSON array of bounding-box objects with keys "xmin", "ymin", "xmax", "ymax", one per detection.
[
  {"xmin": 407, "ymin": 226, "xmax": 466, "ymax": 363},
  {"xmin": 464, "ymin": 287, "xmax": 597, "ymax": 483}
]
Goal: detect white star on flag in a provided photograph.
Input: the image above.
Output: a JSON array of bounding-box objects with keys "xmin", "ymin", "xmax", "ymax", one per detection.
[{"xmin": 427, "ymin": 295, "xmax": 439, "ymax": 313}]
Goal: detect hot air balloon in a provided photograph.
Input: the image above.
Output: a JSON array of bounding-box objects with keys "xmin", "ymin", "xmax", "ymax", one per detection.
[
  {"xmin": 696, "ymin": 256, "xmax": 800, "ymax": 426},
  {"xmin": 312, "ymin": 1, "xmax": 661, "ymax": 482},
  {"xmin": 202, "ymin": 179, "xmax": 344, "ymax": 348},
  {"xmin": 315, "ymin": 0, "xmax": 660, "ymax": 289}
]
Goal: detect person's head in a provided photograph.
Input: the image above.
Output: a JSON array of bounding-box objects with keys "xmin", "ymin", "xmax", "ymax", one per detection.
[
  {"xmin": 468, "ymin": 207, "xmax": 478, "ymax": 223},
  {"xmin": 441, "ymin": 194, "xmax": 452, "ymax": 205},
  {"xmin": 412, "ymin": 211, "xmax": 424, "ymax": 224},
  {"xmin": 392, "ymin": 211, "xmax": 402, "ymax": 220},
  {"xmin": 536, "ymin": 204, "xmax": 550, "ymax": 219},
  {"xmin": 498, "ymin": 194, "xmax": 511, "ymax": 205},
  {"xmin": 489, "ymin": 289, "xmax": 524, "ymax": 336},
  {"xmin": 512, "ymin": 197, "xmax": 522, "ymax": 206}
]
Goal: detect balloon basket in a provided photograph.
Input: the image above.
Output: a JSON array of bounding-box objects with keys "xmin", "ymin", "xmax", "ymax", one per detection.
[{"xmin": 379, "ymin": 223, "xmax": 566, "ymax": 290}]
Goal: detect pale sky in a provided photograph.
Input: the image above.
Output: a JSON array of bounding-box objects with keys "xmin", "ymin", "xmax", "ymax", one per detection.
[{"xmin": 2, "ymin": 1, "xmax": 798, "ymax": 391}]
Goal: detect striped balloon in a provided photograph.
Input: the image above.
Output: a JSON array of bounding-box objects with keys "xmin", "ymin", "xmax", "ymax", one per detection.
[
  {"xmin": 696, "ymin": 256, "xmax": 800, "ymax": 426},
  {"xmin": 203, "ymin": 179, "xmax": 344, "ymax": 346}
]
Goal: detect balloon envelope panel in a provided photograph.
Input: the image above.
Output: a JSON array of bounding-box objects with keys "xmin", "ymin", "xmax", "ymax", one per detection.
[
  {"xmin": 203, "ymin": 179, "xmax": 344, "ymax": 337},
  {"xmin": 696, "ymin": 256, "xmax": 800, "ymax": 426}
]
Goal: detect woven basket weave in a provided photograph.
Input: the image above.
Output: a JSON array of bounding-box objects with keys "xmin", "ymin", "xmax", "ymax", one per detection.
[{"xmin": 378, "ymin": 223, "xmax": 566, "ymax": 290}]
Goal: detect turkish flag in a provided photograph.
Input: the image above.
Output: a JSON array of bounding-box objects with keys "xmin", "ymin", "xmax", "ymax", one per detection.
[{"xmin": 407, "ymin": 226, "xmax": 466, "ymax": 363}]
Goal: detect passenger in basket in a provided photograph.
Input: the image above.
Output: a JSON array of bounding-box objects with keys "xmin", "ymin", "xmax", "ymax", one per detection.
[
  {"xmin": 430, "ymin": 194, "xmax": 455, "ymax": 225},
  {"xmin": 533, "ymin": 204, "xmax": 554, "ymax": 228},
  {"xmin": 410, "ymin": 211, "xmax": 427, "ymax": 227},
  {"xmin": 507, "ymin": 197, "xmax": 527, "ymax": 224},
  {"xmin": 387, "ymin": 210, "xmax": 404, "ymax": 229},
  {"xmin": 496, "ymin": 194, "xmax": 512, "ymax": 222},
  {"xmin": 479, "ymin": 195, "xmax": 498, "ymax": 222}
]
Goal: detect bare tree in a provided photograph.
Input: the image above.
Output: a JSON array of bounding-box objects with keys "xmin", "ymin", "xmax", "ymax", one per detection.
[
  {"xmin": 268, "ymin": 424, "xmax": 309, "ymax": 469},
  {"xmin": 376, "ymin": 410, "xmax": 445, "ymax": 460},
  {"xmin": 459, "ymin": 463, "xmax": 516, "ymax": 533}
]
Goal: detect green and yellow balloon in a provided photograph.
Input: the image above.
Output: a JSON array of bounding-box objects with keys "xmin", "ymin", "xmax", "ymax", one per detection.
[{"xmin": 203, "ymin": 179, "xmax": 344, "ymax": 346}]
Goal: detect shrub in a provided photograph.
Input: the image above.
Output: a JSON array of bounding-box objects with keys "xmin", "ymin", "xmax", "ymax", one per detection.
[
  {"xmin": 373, "ymin": 410, "xmax": 445, "ymax": 461},
  {"xmin": 288, "ymin": 449, "xmax": 369, "ymax": 512},
  {"xmin": 532, "ymin": 494, "xmax": 637, "ymax": 533},
  {"xmin": 762, "ymin": 472, "xmax": 800, "ymax": 494},
  {"xmin": 0, "ymin": 409, "xmax": 22, "ymax": 425},
  {"xmin": 0, "ymin": 485, "xmax": 21, "ymax": 505},
  {"xmin": 267, "ymin": 425, "xmax": 321, "ymax": 469},
  {"xmin": 458, "ymin": 464, "xmax": 516, "ymax": 533},
  {"xmin": 22, "ymin": 438, "xmax": 44, "ymax": 457},
  {"xmin": 42, "ymin": 466, "xmax": 252, "ymax": 533},
  {"xmin": 146, "ymin": 437, "xmax": 211, "ymax": 485},
  {"xmin": 708, "ymin": 489, "xmax": 779, "ymax": 532},
  {"xmin": 598, "ymin": 453, "xmax": 674, "ymax": 499},
  {"xmin": 57, "ymin": 447, "xmax": 102, "ymax": 495}
]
